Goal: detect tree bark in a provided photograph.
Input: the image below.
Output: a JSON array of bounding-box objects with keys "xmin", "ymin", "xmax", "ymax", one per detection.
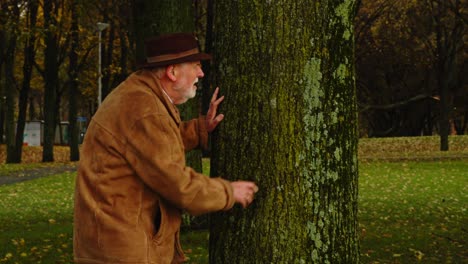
[{"xmin": 209, "ymin": 1, "xmax": 359, "ymax": 263}]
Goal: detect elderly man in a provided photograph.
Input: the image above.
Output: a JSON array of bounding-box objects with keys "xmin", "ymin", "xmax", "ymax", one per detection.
[{"xmin": 73, "ymin": 33, "xmax": 258, "ymax": 264}]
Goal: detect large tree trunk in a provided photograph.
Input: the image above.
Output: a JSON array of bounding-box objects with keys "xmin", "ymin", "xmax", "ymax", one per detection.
[
  {"xmin": 68, "ymin": 0, "xmax": 80, "ymax": 161},
  {"xmin": 42, "ymin": 0, "xmax": 59, "ymax": 162},
  {"xmin": 209, "ymin": 1, "xmax": 359, "ymax": 263},
  {"xmin": 132, "ymin": 0, "xmax": 202, "ymax": 173}
]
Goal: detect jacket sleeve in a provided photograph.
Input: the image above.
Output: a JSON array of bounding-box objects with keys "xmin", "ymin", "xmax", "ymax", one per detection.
[
  {"xmin": 125, "ymin": 113, "xmax": 235, "ymax": 216},
  {"xmin": 180, "ymin": 115, "xmax": 209, "ymax": 152}
]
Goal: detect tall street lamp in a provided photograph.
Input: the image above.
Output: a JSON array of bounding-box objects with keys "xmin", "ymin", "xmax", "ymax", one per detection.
[{"xmin": 96, "ymin": 22, "xmax": 110, "ymax": 107}]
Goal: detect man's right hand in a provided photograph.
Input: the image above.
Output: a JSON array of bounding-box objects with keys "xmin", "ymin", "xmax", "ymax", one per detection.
[{"xmin": 231, "ymin": 181, "xmax": 259, "ymax": 208}]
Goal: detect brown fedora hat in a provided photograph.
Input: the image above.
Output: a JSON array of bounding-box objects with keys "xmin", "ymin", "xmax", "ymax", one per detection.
[{"xmin": 138, "ymin": 33, "xmax": 211, "ymax": 68}]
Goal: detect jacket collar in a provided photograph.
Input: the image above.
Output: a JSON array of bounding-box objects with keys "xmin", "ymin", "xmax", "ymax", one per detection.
[{"xmin": 134, "ymin": 69, "xmax": 181, "ymax": 125}]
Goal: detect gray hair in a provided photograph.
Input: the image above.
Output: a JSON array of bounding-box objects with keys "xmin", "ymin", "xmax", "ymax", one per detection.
[{"xmin": 151, "ymin": 67, "xmax": 166, "ymax": 79}]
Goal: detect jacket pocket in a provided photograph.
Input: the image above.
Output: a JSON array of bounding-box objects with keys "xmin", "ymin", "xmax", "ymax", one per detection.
[
  {"xmin": 150, "ymin": 200, "xmax": 184, "ymax": 263},
  {"xmin": 152, "ymin": 200, "xmax": 182, "ymax": 244}
]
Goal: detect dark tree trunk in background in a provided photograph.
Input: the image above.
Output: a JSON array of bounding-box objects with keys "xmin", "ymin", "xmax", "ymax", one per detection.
[
  {"xmin": 4, "ymin": 32, "xmax": 17, "ymax": 164},
  {"xmin": 435, "ymin": 4, "xmax": 450, "ymax": 151},
  {"xmin": 113, "ymin": 2, "xmax": 131, "ymax": 88},
  {"xmin": 12, "ymin": 0, "xmax": 39, "ymax": 163},
  {"xmin": 4, "ymin": 2, "xmax": 19, "ymax": 164},
  {"xmin": 426, "ymin": 0, "xmax": 464, "ymax": 148},
  {"xmin": 0, "ymin": 2, "xmax": 7, "ymax": 145},
  {"xmin": 209, "ymin": 0, "xmax": 359, "ymax": 263},
  {"xmin": 132, "ymin": 0, "xmax": 202, "ymax": 173},
  {"xmin": 68, "ymin": 0, "xmax": 80, "ymax": 161},
  {"xmin": 101, "ymin": 12, "xmax": 113, "ymax": 101},
  {"xmin": 43, "ymin": 0, "xmax": 59, "ymax": 162}
]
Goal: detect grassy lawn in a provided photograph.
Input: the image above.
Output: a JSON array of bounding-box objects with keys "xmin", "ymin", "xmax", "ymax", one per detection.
[
  {"xmin": 0, "ymin": 172, "xmax": 75, "ymax": 263},
  {"xmin": 359, "ymin": 161, "xmax": 467, "ymax": 263},
  {"xmin": 0, "ymin": 136, "xmax": 467, "ymax": 263}
]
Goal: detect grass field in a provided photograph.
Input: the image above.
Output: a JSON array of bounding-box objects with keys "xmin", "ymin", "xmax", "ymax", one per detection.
[
  {"xmin": 0, "ymin": 136, "xmax": 467, "ymax": 263},
  {"xmin": 359, "ymin": 161, "xmax": 467, "ymax": 263}
]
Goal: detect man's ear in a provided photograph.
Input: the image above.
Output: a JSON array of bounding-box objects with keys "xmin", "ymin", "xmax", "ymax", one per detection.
[{"xmin": 166, "ymin": 65, "xmax": 176, "ymax": 81}]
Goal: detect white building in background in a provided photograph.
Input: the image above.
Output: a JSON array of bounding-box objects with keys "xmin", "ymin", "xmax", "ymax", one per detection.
[
  {"xmin": 23, "ymin": 121, "xmax": 41, "ymax": 146},
  {"xmin": 21, "ymin": 117, "xmax": 88, "ymax": 146}
]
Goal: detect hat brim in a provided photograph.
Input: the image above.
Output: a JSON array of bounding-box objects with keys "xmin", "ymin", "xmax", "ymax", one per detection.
[{"xmin": 137, "ymin": 53, "xmax": 212, "ymax": 69}]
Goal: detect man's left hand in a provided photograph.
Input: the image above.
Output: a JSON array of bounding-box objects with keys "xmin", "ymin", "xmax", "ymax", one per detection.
[{"xmin": 206, "ymin": 87, "xmax": 224, "ymax": 132}]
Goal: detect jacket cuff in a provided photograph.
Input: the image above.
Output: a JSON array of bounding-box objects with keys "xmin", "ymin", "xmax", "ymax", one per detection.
[
  {"xmin": 217, "ymin": 178, "xmax": 235, "ymax": 211},
  {"xmin": 198, "ymin": 115, "xmax": 209, "ymax": 150}
]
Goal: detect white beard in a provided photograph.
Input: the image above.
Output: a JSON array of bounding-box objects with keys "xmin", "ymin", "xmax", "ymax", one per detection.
[{"xmin": 186, "ymin": 78, "xmax": 198, "ymax": 99}]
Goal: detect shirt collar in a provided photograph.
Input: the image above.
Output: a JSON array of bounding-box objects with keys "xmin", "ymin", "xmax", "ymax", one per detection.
[{"xmin": 160, "ymin": 86, "xmax": 174, "ymax": 104}]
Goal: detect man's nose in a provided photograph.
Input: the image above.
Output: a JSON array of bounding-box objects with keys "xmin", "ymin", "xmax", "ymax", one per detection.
[{"xmin": 198, "ymin": 69, "xmax": 205, "ymax": 78}]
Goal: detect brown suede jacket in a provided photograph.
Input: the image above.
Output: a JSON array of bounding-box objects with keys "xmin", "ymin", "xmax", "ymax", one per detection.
[{"xmin": 73, "ymin": 69, "xmax": 235, "ymax": 264}]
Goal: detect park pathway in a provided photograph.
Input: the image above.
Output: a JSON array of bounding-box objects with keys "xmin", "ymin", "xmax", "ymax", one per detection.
[{"xmin": 0, "ymin": 163, "xmax": 78, "ymax": 185}]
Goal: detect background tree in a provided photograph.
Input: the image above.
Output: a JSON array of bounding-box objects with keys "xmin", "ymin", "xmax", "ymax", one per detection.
[
  {"xmin": 68, "ymin": 0, "xmax": 80, "ymax": 161},
  {"xmin": 423, "ymin": 0, "xmax": 466, "ymax": 150},
  {"xmin": 132, "ymin": 0, "xmax": 203, "ymax": 173},
  {"xmin": 355, "ymin": 0, "xmax": 467, "ymax": 140},
  {"xmin": 42, "ymin": 0, "xmax": 60, "ymax": 162},
  {"xmin": 197, "ymin": 0, "xmax": 214, "ymax": 115},
  {"xmin": 11, "ymin": 0, "xmax": 39, "ymax": 163},
  {"xmin": 0, "ymin": 1, "xmax": 7, "ymax": 145},
  {"xmin": 209, "ymin": 0, "xmax": 359, "ymax": 263},
  {"xmin": 95, "ymin": 0, "xmax": 131, "ymax": 102},
  {"xmin": 3, "ymin": 1, "xmax": 20, "ymax": 163},
  {"xmin": 355, "ymin": 0, "xmax": 437, "ymax": 137}
]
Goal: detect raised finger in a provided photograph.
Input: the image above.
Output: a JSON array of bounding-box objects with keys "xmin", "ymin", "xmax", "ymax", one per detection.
[
  {"xmin": 210, "ymin": 96, "xmax": 224, "ymax": 112},
  {"xmin": 211, "ymin": 87, "xmax": 220, "ymax": 103},
  {"xmin": 208, "ymin": 96, "xmax": 224, "ymax": 120}
]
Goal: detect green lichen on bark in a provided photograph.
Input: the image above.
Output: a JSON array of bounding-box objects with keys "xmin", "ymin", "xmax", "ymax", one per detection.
[{"xmin": 334, "ymin": 0, "xmax": 354, "ymax": 40}]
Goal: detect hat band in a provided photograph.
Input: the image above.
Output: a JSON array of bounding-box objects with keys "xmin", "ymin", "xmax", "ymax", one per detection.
[{"xmin": 146, "ymin": 48, "xmax": 199, "ymax": 63}]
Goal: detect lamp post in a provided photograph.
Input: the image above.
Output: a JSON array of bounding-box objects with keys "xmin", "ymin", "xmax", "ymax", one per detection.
[{"xmin": 96, "ymin": 22, "xmax": 109, "ymax": 107}]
